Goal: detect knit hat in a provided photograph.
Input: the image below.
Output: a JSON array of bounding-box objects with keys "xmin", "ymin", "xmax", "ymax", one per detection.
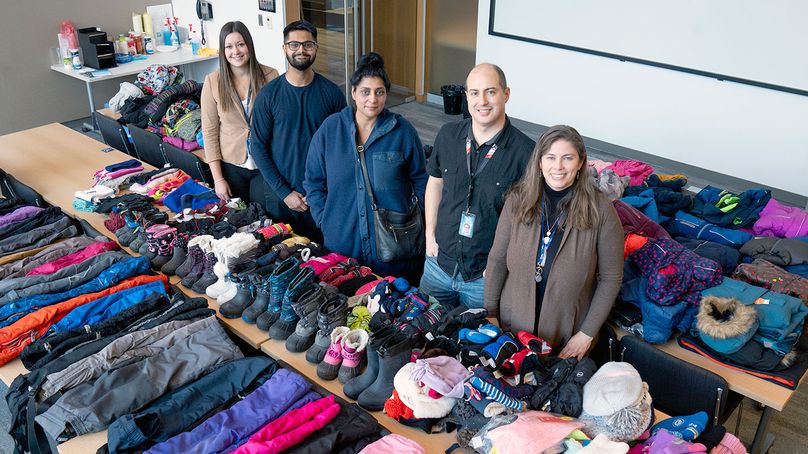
[
  {"xmin": 580, "ymin": 382, "xmax": 653, "ymax": 443},
  {"xmin": 711, "ymin": 433, "xmax": 746, "ymax": 454},
  {"xmin": 394, "ymin": 362, "xmax": 457, "ymax": 419},
  {"xmin": 582, "ymin": 362, "xmax": 643, "ymax": 417},
  {"xmin": 409, "ymin": 356, "xmax": 471, "ymax": 399}
]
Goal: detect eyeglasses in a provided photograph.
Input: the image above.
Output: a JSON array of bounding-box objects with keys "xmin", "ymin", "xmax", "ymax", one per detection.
[{"xmin": 285, "ymin": 41, "xmax": 317, "ymax": 51}]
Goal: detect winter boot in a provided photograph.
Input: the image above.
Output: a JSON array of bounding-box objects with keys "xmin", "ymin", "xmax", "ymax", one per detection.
[
  {"xmin": 128, "ymin": 230, "xmax": 147, "ymax": 252},
  {"xmin": 218, "ymin": 272, "xmax": 255, "ymax": 319},
  {"xmin": 316, "ymin": 326, "xmax": 350, "ymax": 380},
  {"xmin": 338, "ymin": 329, "xmax": 370, "ymax": 384},
  {"xmin": 191, "ymin": 252, "xmax": 218, "ymax": 294},
  {"xmin": 247, "ymin": 274, "xmax": 272, "ymax": 326},
  {"xmin": 285, "ymin": 285, "xmax": 327, "ymax": 352},
  {"xmin": 305, "ymin": 293, "xmax": 349, "ymax": 364},
  {"xmin": 343, "ymin": 324, "xmax": 397, "ymax": 400},
  {"xmin": 150, "ymin": 226, "xmax": 176, "ymax": 269},
  {"xmin": 357, "ymin": 331, "xmax": 414, "ymax": 411},
  {"xmin": 160, "ymin": 234, "xmax": 188, "ymax": 276},
  {"xmin": 175, "ymin": 235, "xmax": 212, "ymax": 278},
  {"xmin": 252, "ymin": 257, "xmax": 300, "ymax": 330},
  {"xmin": 181, "ymin": 251, "xmax": 208, "ymax": 289},
  {"xmin": 269, "ymin": 266, "xmax": 315, "ymax": 340}
]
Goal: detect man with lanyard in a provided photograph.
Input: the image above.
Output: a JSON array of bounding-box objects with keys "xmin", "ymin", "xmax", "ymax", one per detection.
[
  {"xmin": 422, "ymin": 63, "xmax": 534, "ymax": 309},
  {"xmin": 250, "ymin": 20, "xmax": 346, "ymax": 241}
]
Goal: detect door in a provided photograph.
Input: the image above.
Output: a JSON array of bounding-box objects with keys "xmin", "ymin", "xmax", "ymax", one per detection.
[
  {"xmin": 302, "ymin": 0, "xmax": 357, "ymax": 101},
  {"xmin": 301, "ymin": 0, "xmax": 418, "ymax": 105}
]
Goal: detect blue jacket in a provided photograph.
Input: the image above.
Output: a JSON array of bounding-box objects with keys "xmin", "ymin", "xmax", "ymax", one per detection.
[
  {"xmin": 0, "ymin": 257, "xmax": 151, "ymax": 328},
  {"xmin": 671, "ymin": 211, "xmax": 753, "ymax": 249},
  {"xmin": 47, "ymin": 280, "xmax": 168, "ymax": 333},
  {"xmin": 701, "ymin": 278, "xmax": 807, "ymax": 355},
  {"xmin": 304, "ymin": 106, "xmax": 427, "ymax": 274}
]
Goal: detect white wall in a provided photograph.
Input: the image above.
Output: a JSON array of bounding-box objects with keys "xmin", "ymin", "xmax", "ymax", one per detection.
[
  {"xmin": 0, "ymin": 0, "xmax": 167, "ymax": 135},
  {"xmin": 171, "ymin": 0, "xmax": 288, "ymax": 74},
  {"xmin": 476, "ymin": 0, "xmax": 808, "ymax": 197}
]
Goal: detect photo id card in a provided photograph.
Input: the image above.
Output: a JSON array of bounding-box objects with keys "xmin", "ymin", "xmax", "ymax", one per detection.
[{"xmin": 459, "ymin": 212, "xmax": 476, "ymax": 238}]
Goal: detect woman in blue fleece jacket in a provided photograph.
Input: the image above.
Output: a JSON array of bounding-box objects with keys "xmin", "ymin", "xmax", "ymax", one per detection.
[{"xmin": 304, "ymin": 53, "xmax": 427, "ymax": 277}]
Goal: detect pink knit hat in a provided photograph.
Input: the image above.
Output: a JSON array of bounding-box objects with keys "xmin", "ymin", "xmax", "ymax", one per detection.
[{"xmin": 710, "ymin": 433, "xmax": 746, "ymax": 454}]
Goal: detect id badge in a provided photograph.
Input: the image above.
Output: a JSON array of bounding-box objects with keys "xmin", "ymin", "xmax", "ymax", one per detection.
[{"xmin": 459, "ymin": 212, "xmax": 476, "ymax": 238}]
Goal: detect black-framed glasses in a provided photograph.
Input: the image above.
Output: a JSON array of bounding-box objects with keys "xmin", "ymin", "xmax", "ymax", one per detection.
[{"xmin": 285, "ymin": 41, "xmax": 317, "ymax": 51}]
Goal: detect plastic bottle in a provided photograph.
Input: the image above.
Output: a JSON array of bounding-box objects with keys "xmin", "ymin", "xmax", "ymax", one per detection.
[
  {"xmin": 70, "ymin": 49, "xmax": 81, "ymax": 70},
  {"xmin": 170, "ymin": 25, "xmax": 179, "ymax": 48},
  {"xmin": 189, "ymin": 24, "xmax": 201, "ymax": 55},
  {"xmin": 163, "ymin": 18, "xmax": 172, "ymax": 46}
]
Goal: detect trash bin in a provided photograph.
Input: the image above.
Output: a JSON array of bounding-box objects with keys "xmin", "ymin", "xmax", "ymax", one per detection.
[{"xmin": 440, "ymin": 84, "xmax": 464, "ymax": 115}]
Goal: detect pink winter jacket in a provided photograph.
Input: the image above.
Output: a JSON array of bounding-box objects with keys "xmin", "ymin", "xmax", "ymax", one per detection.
[
  {"xmin": 26, "ymin": 241, "xmax": 120, "ymax": 276},
  {"xmin": 753, "ymin": 198, "xmax": 808, "ymax": 238},
  {"xmin": 232, "ymin": 395, "xmax": 340, "ymax": 454},
  {"xmin": 605, "ymin": 159, "xmax": 654, "ymax": 186}
]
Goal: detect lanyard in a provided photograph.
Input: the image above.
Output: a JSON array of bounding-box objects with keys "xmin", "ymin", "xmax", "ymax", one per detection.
[
  {"xmin": 463, "ymin": 137, "xmax": 499, "ymax": 212},
  {"xmin": 240, "ymin": 86, "xmax": 252, "ymax": 124},
  {"xmin": 535, "ymin": 199, "xmax": 562, "ymax": 283}
]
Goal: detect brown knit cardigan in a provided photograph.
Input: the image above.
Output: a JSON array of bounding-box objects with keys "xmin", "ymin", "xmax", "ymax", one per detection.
[{"xmin": 484, "ymin": 191, "xmax": 624, "ymax": 348}]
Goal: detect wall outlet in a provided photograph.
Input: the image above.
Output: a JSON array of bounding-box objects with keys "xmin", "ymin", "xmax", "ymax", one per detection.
[{"xmin": 265, "ymin": 15, "xmax": 273, "ymax": 30}]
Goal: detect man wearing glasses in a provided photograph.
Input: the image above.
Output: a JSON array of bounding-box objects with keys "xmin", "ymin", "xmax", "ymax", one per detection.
[{"xmin": 251, "ymin": 20, "xmax": 346, "ymax": 240}]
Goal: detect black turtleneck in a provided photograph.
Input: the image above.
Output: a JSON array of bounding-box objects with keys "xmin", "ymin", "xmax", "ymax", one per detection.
[{"xmin": 534, "ymin": 183, "xmax": 573, "ymax": 333}]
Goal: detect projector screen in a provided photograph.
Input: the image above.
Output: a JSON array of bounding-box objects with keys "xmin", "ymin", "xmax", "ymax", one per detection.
[{"xmin": 488, "ymin": 0, "xmax": 808, "ymax": 96}]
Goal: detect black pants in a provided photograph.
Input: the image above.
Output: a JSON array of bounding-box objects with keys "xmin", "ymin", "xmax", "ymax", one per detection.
[
  {"xmin": 220, "ymin": 163, "xmax": 259, "ymax": 203},
  {"xmin": 261, "ymin": 182, "xmax": 323, "ymax": 243}
]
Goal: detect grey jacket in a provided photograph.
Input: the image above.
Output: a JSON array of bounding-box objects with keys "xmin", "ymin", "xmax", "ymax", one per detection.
[
  {"xmin": 0, "ymin": 236, "xmax": 97, "ymax": 279},
  {"xmin": 40, "ymin": 317, "xmax": 202, "ymax": 400},
  {"xmin": 35, "ymin": 317, "xmax": 242, "ymax": 439}
]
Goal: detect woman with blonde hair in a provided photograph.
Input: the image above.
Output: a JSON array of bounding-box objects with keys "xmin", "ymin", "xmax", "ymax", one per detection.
[
  {"xmin": 484, "ymin": 125, "xmax": 624, "ymax": 359},
  {"xmin": 201, "ymin": 21, "xmax": 278, "ymax": 201}
]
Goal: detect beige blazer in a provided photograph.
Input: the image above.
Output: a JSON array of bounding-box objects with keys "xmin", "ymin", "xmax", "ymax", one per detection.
[
  {"xmin": 484, "ymin": 191, "xmax": 624, "ymax": 348},
  {"xmin": 200, "ymin": 64, "xmax": 279, "ymax": 165}
]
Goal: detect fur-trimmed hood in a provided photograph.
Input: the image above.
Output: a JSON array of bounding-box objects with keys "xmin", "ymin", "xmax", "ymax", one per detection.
[
  {"xmin": 696, "ymin": 295, "xmax": 758, "ymax": 354},
  {"xmin": 394, "ymin": 362, "xmax": 456, "ymax": 419}
]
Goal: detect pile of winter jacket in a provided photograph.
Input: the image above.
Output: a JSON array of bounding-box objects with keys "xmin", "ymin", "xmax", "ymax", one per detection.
[{"xmin": 604, "ymin": 164, "xmax": 808, "ymax": 388}]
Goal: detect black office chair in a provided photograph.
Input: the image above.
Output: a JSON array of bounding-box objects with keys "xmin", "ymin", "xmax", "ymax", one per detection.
[
  {"xmin": 94, "ymin": 112, "xmax": 134, "ymax": 156},
  {"xmin": 590, "ymin": 323, "xmax": 620, "ymax": 367},
  {"xmin": 619, "ymin": 334, "xmax": 744, "ymax": 433},
  {"xmin": 129, "ymin": 125, "xmax": 168, "ymax": 168},
  {"xmin": 161, "ymin": 142, "xmax": 212, "ymax": 185},
  {"xmin": 0, "ymin": 171, "xmax": 48, "ymax": 207}
]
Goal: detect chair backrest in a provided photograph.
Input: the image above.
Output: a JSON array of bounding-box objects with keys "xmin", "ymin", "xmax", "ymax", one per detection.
[
  {"xmin": 94, "ymin": 112, "xmax": 133, "ymax": 156},
  {"xmin": 129, "ymin": 125, "xmax": 167, "ymax": 168},
  {"xmin": 620, "ymin": 334, "xmax": 729, "ymax": 426},
  {"xmin": 0, "ymin": 172, "xmax": 48, "ymax": 207},
  {"xmin": 160, "ymin": 143, "xmax": 212, "ymax": 185},
  {"xmin": 590, "ymin": 323, "xmax": 620, "ymax": 367}
]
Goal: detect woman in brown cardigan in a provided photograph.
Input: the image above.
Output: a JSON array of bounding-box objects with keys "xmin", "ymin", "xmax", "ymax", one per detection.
[
  {"xmin": 201, "ymin": 21, "xmax": 279, "ymax": 201},
  {"xmin": 484, "ymin": 125, "xmax": 624, "ymax": 359}
]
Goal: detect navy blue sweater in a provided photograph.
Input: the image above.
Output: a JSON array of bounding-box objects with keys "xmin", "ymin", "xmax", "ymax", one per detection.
[
  {"xmin": 304, "ymin": 107, "xmax": 427, "ymax": 274},
  {"xmin": 250, "ymin": 73, "xmax": 346, "ymax": 199}
]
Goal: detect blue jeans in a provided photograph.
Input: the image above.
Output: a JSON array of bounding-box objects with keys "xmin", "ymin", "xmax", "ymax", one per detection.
[{"xmin": 419, "ymin": 255, "xmax": 485, "ymax": 309}]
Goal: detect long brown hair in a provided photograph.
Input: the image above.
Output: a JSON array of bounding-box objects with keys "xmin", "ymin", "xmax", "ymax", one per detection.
[
  {"xmin": 217, "ymin": 21, "xmax": 266, "ymax": 112},
  {"xmin": 510, "ymin": 125, "xmax": 601, "ymax": 230}
]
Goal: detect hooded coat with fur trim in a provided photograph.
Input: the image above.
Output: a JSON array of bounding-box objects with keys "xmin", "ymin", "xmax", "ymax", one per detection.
[
  {"xmin": 701, "ymin": 278, "xmax": 808, "ymax": 356},
  {"xmin": 696, "ymin": 295, "xmax": 758, "ymax": 354}
]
